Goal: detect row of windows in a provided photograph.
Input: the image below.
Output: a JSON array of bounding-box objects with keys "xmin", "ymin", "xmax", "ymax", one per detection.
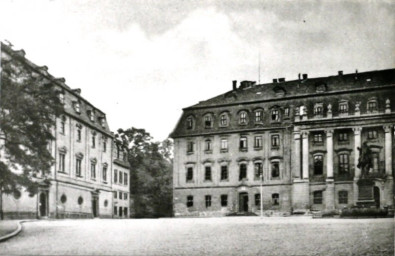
[
  {"xmin": 114, "ymin": 206, "xmax": 128, "ymax": 217},
  {"xmin": 313, "ymin": 191, "xmax": 348, "ymax": 204},
  {"xmin": 114, "ymin": 191, "xmax": 128, "ymax": 200},
  {"xmin": 114, "ymin": 169, "xmax": 128, "ymax": 186},
  {"xmin": 186, "ymin": 193, "xmax": 280, "ymax": 208},
  {"xmin": 186, "ymin": 162, "xmax": 279, "ymax": 182},
  {"xmin": 187, "ymin": 135, "xmax": 280, "ymax": 154},
  {"xmin": 311, "ymin": 129, "xmax": 379, "ymax": 144},
  {"xmin": 186, "ymin": 98, "xmax": 383, "ymax": 130}
]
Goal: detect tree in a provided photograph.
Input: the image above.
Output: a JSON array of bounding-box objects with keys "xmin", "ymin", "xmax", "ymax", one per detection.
[
  {"xmin": 116, "ymin": 128, "xmax": 173, "ymax": 218},
  {"xmin": 0, "ymin": 43, "xmax": 64, "ymax": 219}
]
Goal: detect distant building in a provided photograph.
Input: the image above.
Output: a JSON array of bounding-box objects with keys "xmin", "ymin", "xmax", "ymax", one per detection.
[
  {"xmin": 170, "ymin": 69, "xmax": 395, "ymax": 216},
  {"xmin": 0, "ymin": 42, "xmax": 131, "ymax": 219},
  {"xmin": 112, "ymin": 141, "xmax": 130, "ymax": 218}
]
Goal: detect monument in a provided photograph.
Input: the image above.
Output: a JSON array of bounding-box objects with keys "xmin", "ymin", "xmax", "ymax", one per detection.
[{"xmin": 356, "ymin": 142, "xmax": 376, "ymax": 207}]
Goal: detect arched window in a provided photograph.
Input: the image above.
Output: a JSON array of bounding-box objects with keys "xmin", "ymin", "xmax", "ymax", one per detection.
[
  {"xmin": 203, "ymin": 114, "xmax": 213, "ymax": 129},
  {"xmin": 254, "ymin": 109, "xmax": 263, "ymax": 122},
  {"xmin": 239, "ymin": 111, "xmax": 248, "ymax": 125},
  {"xmin": 271, "ymin": 109, "xmax": 280, "ymax": 121},
  {"xmin": 219, "ymin": 113, "xmax": 229, "ymax": 127}
]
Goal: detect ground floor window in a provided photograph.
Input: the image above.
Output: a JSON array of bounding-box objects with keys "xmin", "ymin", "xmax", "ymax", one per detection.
[
  {"xmin": 124, "ymin": 207, "xmax": 128, "ymax": 217},
  {"xmin": 338, "ymin": 191, "xmax": 348, "ymax": 204},
  {"xmin": 119, "ymin": 206, "xmax": 123, "ymax": 217},
  {"xmin": 255, "ymin": 193, "xmax": 260, "ymax": 206},
  {"xmin": 187, "ymin": 196, "xmax": 193, "ymax": 207},
  {"xmin": 313, "ymin": 191, "xmax": 323, "ymax": 204},
  {"xmin": 114, "ymin": 206, "xmax": 117, "ymax": 215},
  {"xmin": 272, "ymin": 193, "xmax": 279, "ymax": 205},
  {"xmin": 205, "ymin": 195, "xmax": 212, "ymax": 208},
  {"xmin": 221, "ymin": 195, "xmax": 228, "ymax": 207}
]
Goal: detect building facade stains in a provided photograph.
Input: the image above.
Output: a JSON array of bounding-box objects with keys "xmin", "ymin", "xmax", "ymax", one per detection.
[
  {"xmin": 1, "ymin": 43, "xmax": 131, "ymax": 219},
  {"xmin": 170, "ymin": 69, "xmax": 395, "ymax": 216}
]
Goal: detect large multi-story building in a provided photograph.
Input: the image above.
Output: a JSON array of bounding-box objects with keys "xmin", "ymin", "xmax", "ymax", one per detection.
[
  {"xmin": 0, "ymin": 42, "xmax": 130, "ymax": 219},
  {"xmin": 170, "ymin": 69, "xmax": 395, "ymax": 217}
]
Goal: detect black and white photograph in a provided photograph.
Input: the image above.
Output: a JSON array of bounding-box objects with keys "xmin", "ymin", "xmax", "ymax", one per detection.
[{"xmin": 0, "ymin": 0, "xmax": 394, "ymax": 255}]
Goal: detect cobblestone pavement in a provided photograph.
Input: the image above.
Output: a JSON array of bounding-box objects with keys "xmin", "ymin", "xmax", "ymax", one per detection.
[{"xmin": 0, "ymin": 217, "xmax": 393, "ymax": 256}]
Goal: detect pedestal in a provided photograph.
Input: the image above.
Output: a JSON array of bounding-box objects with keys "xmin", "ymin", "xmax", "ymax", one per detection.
[{"xmin": 356, "ymin": 179, "xmax": 375, "ymax": 208}]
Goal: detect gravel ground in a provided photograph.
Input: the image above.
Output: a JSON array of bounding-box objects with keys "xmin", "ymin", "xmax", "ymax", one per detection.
[
  {"xmin": 0, "ymin": 217, "xmax": 393, "ymax": 256},
  {"xmin": 0, "ymin": 220, "xmax": 19, "ymax": 237}
]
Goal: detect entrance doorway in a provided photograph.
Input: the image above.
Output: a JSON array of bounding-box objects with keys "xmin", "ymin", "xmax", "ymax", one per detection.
[
  {"xmin": 39, "ymin": 192, "xmax": 47, "ymax": 217},
  {"xmin": 239, "ymin": 192, "xmax": 249, "ymax": 213},
  {"xmin": 373, "ymin": 186, "xmax": 380, "ymax": 208},
  {"xmin": 92, "ymin": 197, "xmax": 98, "ymax": 217}
]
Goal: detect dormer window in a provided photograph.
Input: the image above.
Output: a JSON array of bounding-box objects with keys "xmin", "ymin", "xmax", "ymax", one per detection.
[
  {"xmin": 239, "ymin": 111, "xmax": 248, "ymax": 125},
  {"xmin": 100, "ymin": 117, "xmax": 106, "ymax": 127},
  {"xmin": 88, "ymin": 111, "xmax": 95, "ymax": 122},
  {"xmin": 339, "ymin": 101, "xmax": 348, "ymax": 115},
  {"xmin": 74, "ymin": 102, "xmax": 81, "ymax": 113},
  {"xmin": 367, "ymin": 98, "xmax": 378, "ymax": 113},
  {"xmin": 59, "ymin": 93, "xmax": 65, "ymax": 104},
  {"xmin": 186, "ymin": 116, "xmax": 194, "ymax": 130},
  {"xmin": 204, "ymin": 114, "xmax": 213, "ymax": 129}
]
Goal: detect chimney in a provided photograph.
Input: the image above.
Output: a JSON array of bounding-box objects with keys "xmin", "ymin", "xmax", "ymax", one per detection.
[
  {"xmin": 338, "ymin": 71, "xmax": 343, "ymax": 76},
  {"xmin": 278, "ymin": 78, "xmax": 285, "ymax": 83},
  {"xmin": 72, "ymin": 88, "xmax": 81, "ymax": 94},
  {"xmin": 302, "ymin": 74, "xmax": 308, "ymax": 80},
  {"xmin": 232, "ymin": 80, "xmax": 237, "ymax": 90},
  {"xmin": 298, "ymin": 73, "xmax": 301, "ymax": 80},
  {"xmin": 273, "ymin": 79, "xmax": 278, "ymax": 83}
]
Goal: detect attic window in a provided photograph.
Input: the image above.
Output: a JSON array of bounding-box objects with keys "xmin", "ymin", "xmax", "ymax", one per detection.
[
  {"xmin": 59, "ymin": 93, "xmax": 65, "ymax": 104},
  {"xmin": 88, "ymin": 111, "xmax": 94, "ymax": 122},
  {"xmin": 73, "ymin": 102, "xmax": 81, "ymax": 113},
  {"xmin": 273, "ymin": 86, "xmax": 286, "ymax": 97},
  {"xmin": 315, "ymin": 83, "xmax": 327, "ymax": 93},
  {"xmin": 100, "ymin": 117, "xmax": 106, "ymax": 127}
]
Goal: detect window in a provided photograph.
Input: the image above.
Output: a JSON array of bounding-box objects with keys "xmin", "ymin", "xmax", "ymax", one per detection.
[
  {"xmin": 271, "ymin": 135, "xmax": 279, "ymax": 148},
  {"xmin": 114, "ymin": 206, "xmax": 117, "ymax": 215},
  {"xmin": 89, "ymin": 111, "xmax": 95, "ymax": 122},
  {"xmin": 186, "ymin": 117, "xmax": 194, "ymax": 130},
  {"xmin": 77, "ymin": 129, "xmax": 82, "ymax": 142},
  {"xmin": 313, "ymin": 133, "xmax": 323, "ymax": 144},
  {"xmin": 100, "ymin": 118, "xmax": 106, "ymax": 128},
  {"xmin": 339, "ymin": 102, "xmax": 348, "ymax": 114},
  {"xmin": 220, "ymin": 139, "xmax": 228, "ymax": 152},
  {"xmin": 254, "ymin": 136, "xmax": 262, "ymax": 149},
  {"xmin": 205, "ymin": 139, "xmax": 212, "ymax": 152},
  {"xmin": 271, "ymin": 162, "xmax": 280, "ymax": 178},
  {"xmin": 204, "ymin": 166, "xmax": 212, "ymax": 181},
  {"xmin": 205, "ymin": 195, "xmax": 212, "ymax": 208},
  {"xmin": 124, "ymin": 193, "xmax": 128, "ymax": 200},
  {"xmin": 255, "ymin": 194, "xmax": 261, "ymax": 206},
  {"xmin": 239, "ymin": 163, "xmax": 247, "ymax": 180},
  {"xmin": 78, "ymin": 196, "xmax": 83, "ymax": 205},
  {"xmin": 254, "ymin": 162, "xmax": 263, "ymax": 180},
  {"xmin": 314, "ymin": 105, "xmax": 323, "ymax": 116},
  {"xmin": 272, "ymin": 193, "xmax": 279, "ymax": 205},
  {"xmin": 187, "ymin": 196, "xmax": 194, "ymax": 207},
  {"xmin": 220, "ymin": 165, "xmax": 228, "ymax": 181},
  {"xmin": 372, "ymin": 153, "xmax": 379, "ymax": 172},
  {"xmin": 13, "ymin": 190, "xmax": 21, "ymax": 200},
  {"xmin": 116, "ymin": 146, "xmax": 121, "ymax": 159},
  {"xmin": 59, "ymin": 153, "xmax": 65, "ymax": 173},
  {"xmin": 338, "ymin": 191, "xmax": 348, "ymax": 204},
  {"xmin": 313, "ymin": 155, "xmax": 323, "ymax": 175},
  {"xmin": 60, "ymin": 194, "xmax": 67, "ymax": 203},
  {"xmin": 119, "ymin": 191, "xmax": 122, "ymax": 200},
  {"xmin": 119, "ymin": 206, "xmax": 123, "ymax": 217},
  {"xmin": 124, "ymin": 173, "xmax": 128, "ymax": 186},
  {"xmin": 92, "ymin": 135, "xmax": 96, "ymax": 148},
  {"xmin": 102, "ymin": 166, "xmax": 107, "ymax": 182},
  {"xmin": 271, "ymin": 109, "xmax": 279, "ymax": 121},
  {"xmin": 124, "ymin": 207, "xmax": 128, "ymax": 217},
  {"xmin": 284, "ymin": 107, "xmax": 290, "ymax": 117},
  {"xmin": 239, "ymin": 137, "xmax": 247, "ymax": 150},
  {"xmin": 187, "ymin": 141, "xmax": 194, "ymax": 153},
  {"xmin": 59, "ymin": 93, "xmax": 65, "ymax": 104},
  {"xmin": 74, "ymin": 102, "xmax": 80, "ymax": 113},
  {"xmin": 60, "ymin": 117, "xmax": 66, "ymax": 134},
  {"xmin": 367, "ymin": 130, "xmax": 378, "ymax": 140},
  {"xmin": 204, "ymin": 115, "xmax": 213, "ymax": 128},
  {"xmin": 114, "ymin": 169, "xmax": 118, "ymax": 183},
  {"xmin": 367, "ymin": 100, "xmax": 378, "ymax": 112},
  {"xmin": 339, "ymin": 154, "xmax": 349, "ymax": 174},
  {"xmin": 221, "ymin": 195, "xmax": 228, "ymax": 207},
  {"xmin": 313, "ymin": 191, "xmax": 323, "ymax": 204},
  {"xmin": 255, "ymin": 110, "xmax": 263, "ymax": 122},
  {"xmin": 239, "ymin": 111, "xmax": 247, "ymax": 124},
  {"xmin": 91, "ymin": 162, "xmax": 96, "ymax": 179},
  {"xmin": 186, "ymin": 167, "xmax": 193, "ymax": 182},
  {"xmin": 76, "ymin": 159, "xmax": 82, "ymax": 177},
  {"xmin": 114, "ymin": 191, "xmax": 117, "ymax": 199},
  {"xmin": 338, "ymin": 132, "xmax": 348, "ymax": 142},
  {"xmin": 119, "ymin": 171, "xmax": 123, "ymax": 184},
  {"xmin": 103, "ymin": 140, "xmax": 107, "ymax": 152},
  {"xmin": 220, "ymin": 114, "xmax": 228, "ymax": 126}
]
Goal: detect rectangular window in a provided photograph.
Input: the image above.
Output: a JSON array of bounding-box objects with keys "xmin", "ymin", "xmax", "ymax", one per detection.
[
  {"xmin": 221, "ymin": 139, "xmax": 228, "ymax": 151},
  {"xmin": 205, "ymin": 140, "xmax": 212, "ymax": 152},
  {"xmin": 114, "ymin": 206, "xmax": 117, "ymax": 215},
  {"xmin": 338, "ymin": 191, "xmax": 348, "ymax": 204},
  {"xmin": 313, "ymin": 155, "xmax": 323, "ymax": 175},
  {"xmin": 284, "ymin": 107, "xmax": 290, "ymax": 117},
  {"xmin": 220, "ymin": 166, "xmax": 228, "ymax": 181},
  {"xmin": 271, "ymin": 135, "xmax": 279, "ymax": 148},
  {"xmin": 59, "ymin": 153, "xmax": 65, "ymax": 173},
  {"xmin": 313, "ymin": 133, "xmax": 323, "ymax": 143},
  {"xmin": 102, "ymin": 166, "xmax": 107, "ymax": 182},
  {"xmin": 60, "ymin": 121, "xmax": 65, "ymax": 134},
  {"xmin": 272, "ymin": 194, "xmax": 279, "ymax": 205},
  {"xmin": 220, "ymin": 115, "xmax": 228, "ymax": 126},
  {"xmin": 124, "ymin": 207, "xmax": 128, "ymax": 217},
  {"xmin": 254, "ymin": 162, "xmax": 263, "ymax": 180},
  {"xmin": 124, "ymin": 173, "xmax": 128, "ymax": 186},
  {"xmin": 119, "ymin": 191, "xmax": 122, "ymax": 200},
  {"xmin": 92, "ymin": 135, "xmax": 96, "ymax": 148},
  {"xmin": 186, "ymin": 167, "xmax": 193, "ymax": 182},
  {"xmin": 239, "ymin": 137, "xmax": 247, "ymax": 150},
  {"xmin": 368, "ymin": 130, "xmax": 378, "ymax": 139},
  {"xmin": 254, "ymin": 136, "xmax": 262, "ymax": 149},
  {"xmin": 221, "ymin": 195, "xmax": 228, "ymax": 207},
  {"xmin": 91, "ymin": 163, "xmax": 96, "ymax": 179},
  {"xmin": 187, "ymin": 118, "xmax": 193, "ymax": 130},
  {"xmin": 205, "ymin": 195, "xmax": 212, "ymax": 208},
  {"xmin": 339, "ymin": 103, "xmax": 348, "ymax": 113},
  {"xmin": 114, "ymin": 169, "xmax": 118, "ymax": 183},
  {"xmin": 76, "ymin": 159, "xmax": 82, "ymax": 177},
  {"xmin": 103, "ymin": 141, "xmax": 107, "ymax": 152},
  {"xmin": 271, "ymin": 162, "xmax": 280, "ymax": 178},
  {"xmin": 313, "ymin": 191, "xmax": 323, "ymax": 204},
  {"xmin": 114, "ymin": 191, "xmax": 117, "ymax": 199},
  {"xmin": 255, "ymin": 111, "xmax": 262, "ymax": 122},
  {"xmin": 204, "ymin": 116, "xmax": 212, "ymax": 128},
  {"xmin": 339, "ymin": 154, "xmax": 349, "ymax": 173},
  {"xmin": 77, "ymin": 129, "xmax": 82, "ymax": 142},
  {"xmin": 255, "ymin": 194, "xmax": 260, "ymax": 206},
  {"xmin": 204, "ymin": 166, "xmax": 212, "ymax": 181},
  {"xmin": 119, "ymin": 171, "xmax": 123, "ymax": 184},
  {"xmin": 119, "ymin": 206, "xmax": 123, "ymax": 217},
  {"xmin": 314, "ymin": 106, "xmax": 323, "ymax": 116},
  {"xmin": 124, "ymin": 193, "xmax": 128, "ymax": 200},
  {"xmin": 338, "ymin": 132, "xmax": 348, "ymax": 142},
  {"xmin": 187, "ymin": 196, "xmax": 193, "ymax": 207},
  {"xmin": 239, "ymin": 164, "xmax": 247, "ymax": 180},
  {"xmin": 368, "ymin": 101, "xmax": 377, "ymax": 112},
  {"xmin": 187, "ymin": 141, "xmax": 194, "ymax": 153},
  {"xmin": 271, "ymin": 110, "xmax": 279, "ymax": 121},
  {"xmin": 240, "ymin": 112, "xmax": 247, "ymax": 124}
]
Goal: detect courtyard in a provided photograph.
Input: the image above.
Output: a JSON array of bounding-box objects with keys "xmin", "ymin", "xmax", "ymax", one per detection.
[{"xmin": 0, "ymin": 216, "xmax": 393, "ymax": 256}]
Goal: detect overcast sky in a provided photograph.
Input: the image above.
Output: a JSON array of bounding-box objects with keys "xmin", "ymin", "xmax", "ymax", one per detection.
[{"xmin": 1, "ymin": 0, "xmax": 394, "ymax": 141}]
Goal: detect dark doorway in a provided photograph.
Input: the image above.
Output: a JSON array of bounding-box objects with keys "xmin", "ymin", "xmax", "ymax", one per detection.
[
  {"xmin": 374, "ymin": 186, "xmax": 380, "ymax": 208},
  {"xmin": 239, "ymin": 192, "xmax": 249, "ymax": 213},
  {"xmin": 92, "ymin": 197, "xmax": 98, "ymax": 217},
  {"xmin": 39, "ymin": 192, "xmax": 47, "ymax": 217}
]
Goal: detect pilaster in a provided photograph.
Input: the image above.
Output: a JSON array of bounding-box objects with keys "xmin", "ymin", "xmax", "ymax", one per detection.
[{"xmin": 302, "ymin": 131, "xmax": 309, "ymax": 179}]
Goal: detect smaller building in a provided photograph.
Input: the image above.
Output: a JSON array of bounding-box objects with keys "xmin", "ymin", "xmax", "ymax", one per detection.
[{"xmin": 111, "ymin": 141, "xmax": 130, "ymax": 218}]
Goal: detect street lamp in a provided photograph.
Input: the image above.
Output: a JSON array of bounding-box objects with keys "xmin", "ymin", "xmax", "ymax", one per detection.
[{"xmin": 260, "ymin": 173, "xmax": 263, "ymax": 218}]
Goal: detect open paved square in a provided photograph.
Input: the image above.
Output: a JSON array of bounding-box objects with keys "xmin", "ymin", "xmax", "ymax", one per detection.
[{"xmin": 0, "ymin": 217, "xmax": 393, "ymax": 256}]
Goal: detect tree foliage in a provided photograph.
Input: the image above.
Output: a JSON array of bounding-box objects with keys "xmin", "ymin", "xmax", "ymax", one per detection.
[
  {"xmin": 116, "ymin": 128, "xmax": 173, "ymax": 218},
  {"xmin": 0, "ymin": 45, "xmax": 64, "ymax": 197}
]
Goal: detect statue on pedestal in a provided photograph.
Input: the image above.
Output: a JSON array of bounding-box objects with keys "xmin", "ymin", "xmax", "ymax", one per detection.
[{"xmin": 357, "ymin": 141, "xmax": 372, "ymax": 179}]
